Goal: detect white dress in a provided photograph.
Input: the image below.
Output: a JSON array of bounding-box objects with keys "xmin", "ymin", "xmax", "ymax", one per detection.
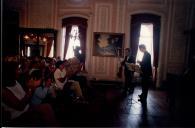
[{"xmin": 2, "ymin": 81, "xmax": 29, "ymax": 119}]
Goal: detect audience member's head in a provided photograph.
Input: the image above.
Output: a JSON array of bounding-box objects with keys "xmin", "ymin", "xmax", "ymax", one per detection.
[
  {"xmin": 30, "ymin": 69, "xmax": 42, "ymax": 80},
  {"xmin": 2, "ymin": 61, "xmax": 19, "ymax": 87},
  {"xmin": 28, "ymin": 69, "xmax": 43, "ymax": 90},
  {"xmin": 55, "ymin": 60, "xmax": 65, "ymax": 69},
  {"xmin": 43, "ymin": 75, "xmax": 52, "ymax": 88}
]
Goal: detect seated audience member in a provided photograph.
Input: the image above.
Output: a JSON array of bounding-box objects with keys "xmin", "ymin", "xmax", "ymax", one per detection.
[
  {"xmin": 18, "ymin": 58, "xmax": 31, "ymax": 91},
  {"xmin": 44, "ymin": 58, "xmax": 56, "ymax": 82},
  {"xmin": 2, "ymin": 62, "xmax": 58, "ymax": 126},
  {"xmin": 28, "ymin": 60, "xmax": 40, "ymax": 75},
  {"xmin": 54, "ymin": 60, "xmax": 86, "ymax": 102},
  {"xmin": 67, "ymin": 48, "xmax": 89, "ymax": 95},
  {"xmin": 27, "ymin": 68, "xmax": 42, "ymax": 92},
  {"xmin": 31, "ymin": 71, "xmax": 56, "ymax": 105},
  {"xmin": 70, "ymin": 74, "xmax": 88, "ymax": 97},
  {"xmin": 39, "ymin": 58, "xmax": 47, "ymax": 78}
]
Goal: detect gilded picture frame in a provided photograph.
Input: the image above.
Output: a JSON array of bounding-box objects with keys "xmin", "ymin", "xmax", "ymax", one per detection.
[{"xmin": 93, "ymin": 32, "xmax": 124, "ymax": 57}]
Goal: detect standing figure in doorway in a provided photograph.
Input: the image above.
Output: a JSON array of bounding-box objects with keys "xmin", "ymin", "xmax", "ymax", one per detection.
[
  {"xmin": 121, "ymin": 48, "xmax": 135, "ymax": 94},
  {"xmin": 137, "ymin": 44, "xmax": 152, "ymax": 103}
]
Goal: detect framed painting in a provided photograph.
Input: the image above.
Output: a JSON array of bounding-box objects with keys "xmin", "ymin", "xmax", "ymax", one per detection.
[{"xmin": 93, "ymin": 32, "xmax": 124, "ymax": 57}]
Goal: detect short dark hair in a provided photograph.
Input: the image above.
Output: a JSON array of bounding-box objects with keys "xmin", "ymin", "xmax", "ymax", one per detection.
[
  {"xmin": 2, "ymin": 62, "xmax": 19, "ymax": 87},
  {"xmin": 55, "ymin": 60, "xmax": 64, "ymax": 68},
  {"xmin": 30, "ymin": 69, "xmax": 42, "ymax": 80},
  {"xmin": 44, "ymin": 74, "xmax": 52, "ymax": 81},
  {"xmin": 139, "ymin": 44, "xmax": 146, "ymax": 49}
]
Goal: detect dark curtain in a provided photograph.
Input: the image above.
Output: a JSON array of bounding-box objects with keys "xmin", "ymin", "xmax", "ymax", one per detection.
[
  {"xmin": 153, "ymin": 20, "xmax": 161, "ymax": 84},
  {"xmin": 78, "ymin": 26, "xmax": 87, "ymax": 70},
  {"xmin": 62, "ymin": 17, "xmax": 87, "ymax": 61},
  {"xmin": 130, "ymin": 14, "xmax": 161, "ymax": 85},
  {"xmin": 63, "ymin": 25, "xmax": 72, "ymax": 60},
  {"xmin": 78, "ymin": 26, "xmax": 87, "ymax": 57},
  {"xmin": 130, "ymin": 21, "xmax": 141, "ymax": 62},
  {"xmin": 20, "ymin": 34, "xmax": 25, "ymax": 56}
]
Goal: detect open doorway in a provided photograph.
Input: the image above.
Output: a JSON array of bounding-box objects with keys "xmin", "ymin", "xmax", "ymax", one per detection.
[
  {"xmin": 60, "ymin": 25, "xmax": 82, "ymax": 60},
  {"xmin": 61, "ymin": 17, "xmax": 87, "ymax": 64},
  {"xmin": 65, "ymin": 25, "xmax": 81, "ymax": 59},
  {"xmin": 136, "ymin": 23, "xmax": 154, "ymax": 66},
  {"xmin": 130, "ymin": 13, "xmax": 161, "ymax": 86}
]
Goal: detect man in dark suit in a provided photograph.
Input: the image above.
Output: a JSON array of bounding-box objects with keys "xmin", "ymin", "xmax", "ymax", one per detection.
[
  {"xmin": 137, "ymin": 44, "xmax": 152, "ymax": 103},
  {"xmin": 121, "ymin": 48, "xmax": 135, "ymax": 94}
]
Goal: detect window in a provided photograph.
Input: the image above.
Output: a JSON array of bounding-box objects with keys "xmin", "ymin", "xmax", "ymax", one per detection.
[
  {"xmin": 61, "ymin": 27, "xmax": 66, "ymax": 60},
  {"xmin": 65, "ymin": 25, "xmax": 81, "ymax": 59},
  {"xmin": 136, "ymin": 23, "xmax": 154, "ymax": 65},
  {"xmin": 48, "ymin": 40, "xmax": 54, "ymax": 58},
  {"xmin": 27, "ymin": 46, "xmax": 30, "ymax": 57},
  {"xmin": 19, "ymin": 28, "xmax": 57, "ymax": 57},
  {"xmin": 62, "ymin": 17, "xmax": 87, "ymax": 63}
]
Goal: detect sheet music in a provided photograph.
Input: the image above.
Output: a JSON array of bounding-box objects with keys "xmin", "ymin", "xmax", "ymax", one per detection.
[{"xmin": 125, "ymin": 62, "xmax": 141, "ymax": 73}]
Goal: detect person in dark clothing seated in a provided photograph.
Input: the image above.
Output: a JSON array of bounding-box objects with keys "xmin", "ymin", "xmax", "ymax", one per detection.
[{"xmin": 71, "ymin": 46, "xmax": 89, "ymax": 96}]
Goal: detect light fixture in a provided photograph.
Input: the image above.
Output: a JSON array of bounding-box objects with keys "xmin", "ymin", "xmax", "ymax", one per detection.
[
  {"xmin": 24, "ymin": 35, "xmax": 29, "ymax": 39},
  {"xmin": 43, "ymin": 37, "xmax": 47, "ymax": 42}
]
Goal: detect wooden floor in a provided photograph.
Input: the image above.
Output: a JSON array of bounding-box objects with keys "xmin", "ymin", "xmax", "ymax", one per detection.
[{"xmin": 54, "ymin": 84, "xmax": 195, "ymax": 127}]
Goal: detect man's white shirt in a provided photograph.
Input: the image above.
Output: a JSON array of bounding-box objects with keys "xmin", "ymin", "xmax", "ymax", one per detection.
[{"xmin": 54, "ymin": 68, "xmax": 67, "ymax": 90}]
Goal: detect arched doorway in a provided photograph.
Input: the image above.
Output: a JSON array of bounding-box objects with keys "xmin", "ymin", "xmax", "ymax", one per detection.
[
  {"xmin": 130, "ymin": 13, "xmax": 161, "ymax": 87},
  {"xmin": 61, "ymin": 17, "xmax": 88, "ymax": 69}
]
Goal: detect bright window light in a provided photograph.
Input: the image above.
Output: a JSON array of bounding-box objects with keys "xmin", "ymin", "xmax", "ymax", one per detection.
[
  {"xmin": 48, "ymin": 40, "xmax": 54, "ymax": 58},
  {"xmin": 61, "ymin": 27, "xmax": 66, "ymax": 60},
  {"xmin": 21, "ymin": 50, "xmax": 24, "ymax": 56},
  {"xmin": 65, "ymin": 25, "xmax": 81, "ymax": 59},
  {"xmin": 136, "ymin": 23, "xmax": 154, "ymax": 66},
  {"xmin": 27, "ymin": 46, "xmax": 30, "ymax": 57}
]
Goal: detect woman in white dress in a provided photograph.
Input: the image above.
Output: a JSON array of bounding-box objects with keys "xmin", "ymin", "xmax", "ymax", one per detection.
[{"xmin": 2, "ymin": 61, "xmax": 58, "ymax": 126}]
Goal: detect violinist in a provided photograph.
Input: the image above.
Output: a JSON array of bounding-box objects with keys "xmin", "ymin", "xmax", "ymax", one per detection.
[{"xmin": 121, "ymin": 48, "xmax": 135, "ymax": 94}]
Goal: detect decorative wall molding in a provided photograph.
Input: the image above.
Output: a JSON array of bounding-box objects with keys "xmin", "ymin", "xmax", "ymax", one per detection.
[
  {"xmin": 58, "ymin": 8, "xmax": 92, "ymax": 27},
  {"xmin": 28, "ymin": 0, "xmax": 53, "ymax": 28},
  {"xmin": 167, "ymin": 62, "xmax": 185, "ymax": 74},
  {"xmin": 91, "ymin": 3, "xmax": 114, "ymax": 78},
  {"xmin": 94, "ymin": 3, "xmax": 113, "ymax": 32},
  {"xmin": 116, "ymin": 0, "xmax": 126, "ymax": 33},
  {"xmin": 167, "ymin": 0, "xmax": 188, "ymax": 75},
  {"xmin": 53, "ymin": 0, "xmax": 58, "ymax": 28},
  {"xmin": 58, "ymin": 0, "xmax": 90, "ymax": 8},
  {"xmin": 95, "ymin": 57, "xmax": 107, "ymax": 74},
  {"xmin": 59, "ymin": 8, "xmax": 92, "ymax": 14},
  {"xmin": 128, "ymin": 0, "xmax": 167, "ymax": 5}
]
